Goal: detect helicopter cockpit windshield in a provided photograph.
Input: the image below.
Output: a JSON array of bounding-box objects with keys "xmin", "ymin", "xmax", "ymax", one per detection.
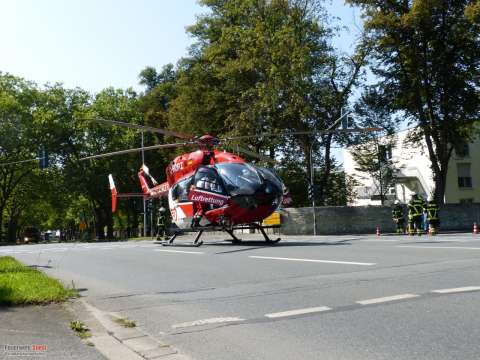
[{"xmin": 216, "ymin": 163, "xmax": 263, "ymax": 196}]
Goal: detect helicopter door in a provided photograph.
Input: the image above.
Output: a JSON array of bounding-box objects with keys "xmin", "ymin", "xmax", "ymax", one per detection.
[
  {"xmin": 188, "ymin": 166, "xmax": 229, "ymax": 207},
  {"xmin": 168, "ymin": 176, "xmax": 194, "ymax": 229}
]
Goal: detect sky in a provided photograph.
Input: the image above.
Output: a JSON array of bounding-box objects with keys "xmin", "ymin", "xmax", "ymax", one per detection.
[{"xmin": 0, "ymin": 0, "xmax": 362, "ymax": 93}]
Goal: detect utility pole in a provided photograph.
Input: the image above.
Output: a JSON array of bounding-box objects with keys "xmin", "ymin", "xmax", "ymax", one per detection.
[
  {"xmin": 150, "ymin": 200, "xmax": 154, "ymax": 238},
  {"xmin": 310, "ymin": 143, "xmax": 316, "ymax": 236},
  {"xmin": 309, "ymin": 110, "xmax": 352, "ymax": 236},
  {"xmin": 142, "ymin": 131, "xmax": 147, "ymax": 237}
]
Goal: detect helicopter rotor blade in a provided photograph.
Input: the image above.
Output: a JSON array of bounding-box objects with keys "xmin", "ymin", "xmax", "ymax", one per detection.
[
  {"xmin": 222, "ymin": 127, "xmax": 382, "ymax": 141},
  {"xmin": 80, "ymin": 142, "xmax": 191, "ymax": 161},
  {"xmin": 225, "ymin": 144, "xmax": 278, "ymax": 165},
  {"xmin": 90, "ymin": 118, "xmax": 194, "ymax": 140}
]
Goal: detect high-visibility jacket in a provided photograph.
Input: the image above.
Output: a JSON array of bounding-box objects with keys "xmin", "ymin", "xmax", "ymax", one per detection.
[
  {"xmin": 392, "ymin": 205, "xmax": 404, "ymax": 220},
  {"xmin": 408, "ymin": 198, "xmax": 425, "ymax": 219},
  {"xmin": 425, "ymin": 201, "xmax": 439, "ymax": 220}
]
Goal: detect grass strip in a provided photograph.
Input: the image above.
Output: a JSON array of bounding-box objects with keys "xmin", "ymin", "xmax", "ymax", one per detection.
[
  {"xmin": 0, "ymin": 256, "xmax": 75, "ymax": 305},
  {"xmin": 70, "ymin": 321, "xmax": 92, "ymax": 339},
  {"xmin": 114, "ymin": 317, "xmax": 136, "ymax": 328}
]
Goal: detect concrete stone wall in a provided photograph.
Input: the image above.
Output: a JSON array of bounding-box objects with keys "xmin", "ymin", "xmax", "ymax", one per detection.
[{"xmin": 280, "ymin": 204, "xmax": 480, "ymax": 235}]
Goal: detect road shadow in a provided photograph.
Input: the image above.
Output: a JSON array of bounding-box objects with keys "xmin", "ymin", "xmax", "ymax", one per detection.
[
  {"xmin": 158, "ymin": 239, "xmax": 353, "ymax": 254},
  {"xmin": 27, "ymin": 264, "xmax": 53, "ymax": 269},
  {"xmin": 0, "ymin": 286, "xmax": 14, "ymax": 309}
]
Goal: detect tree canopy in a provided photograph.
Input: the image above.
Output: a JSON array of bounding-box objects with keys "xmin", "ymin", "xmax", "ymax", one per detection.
[{"xmin": 347, "ymin": 0, "xmax": 480, "ymax": 203}]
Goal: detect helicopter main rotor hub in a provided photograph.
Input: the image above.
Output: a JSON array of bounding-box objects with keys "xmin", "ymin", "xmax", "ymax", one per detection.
[{"xmin": 196, "ymin": 135, "xmax": 220, "ymax": 149}]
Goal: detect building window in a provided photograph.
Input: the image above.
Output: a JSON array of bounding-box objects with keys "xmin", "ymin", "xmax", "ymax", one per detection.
[
  {"xmin": 378, "ymin": 145, "xmax": 392, "ymax": 161},
  {"xmin": 460, "ymin": 198, "xmax": 474, "ymax": 204},
  {"xmin": 456, "ymin": 143, "xmax": 470, "ymax": 158},
  {"xmin": 457, "ymin": 163, "xmax": 472, "ymax": 188}
]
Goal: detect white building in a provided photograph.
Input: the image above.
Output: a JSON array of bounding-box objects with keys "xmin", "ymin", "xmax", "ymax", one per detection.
[{"xmin": 343, "ymin": 129, "xmax": 480, "ymax": 205}]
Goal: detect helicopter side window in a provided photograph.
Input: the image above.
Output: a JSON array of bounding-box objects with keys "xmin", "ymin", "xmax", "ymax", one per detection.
[
  {"xmin": 193, "ymin": 167, "xmax": 225, "ymax": 194},
  {"xmin": 172, "ymin": 176, "xmax": 192, "ymax": 202}
]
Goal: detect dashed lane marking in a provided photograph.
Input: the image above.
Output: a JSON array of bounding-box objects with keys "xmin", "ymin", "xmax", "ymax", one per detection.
[
  {"xmin": 0, "ymin": 244, "xmax": 145, "ymax": 255},
  {"xmin": 172, "ymin": 317, "xmax": 244, "ymax": 329},
  {"xmin": 265, "ymin": 306, "xmax": 331, "ymax": 319},
  {"xmin": 356, "ymin": 293, "xmax": 420, "ymax": 305},
  {"xmin": 154, "ymin": 249, "xmax": 205, "ymax": 255},
  {"xmin": 397, "ymin": 245, "xmax": 480, "ymax": 250},
  {"xmin": 361, "ymin": 239, "xmax": 401, "ymax": 242},
  {"xmin": 249, "ymin": 256, "xmax": 376, "ymax": 266},
  {"xmin": 431, "ymin": 286, "xmax": 480, "ymax": 294}
]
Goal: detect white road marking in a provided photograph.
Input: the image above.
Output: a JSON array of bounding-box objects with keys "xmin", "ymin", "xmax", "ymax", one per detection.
[
  {"xmin": 356, "ymin": 293, "xmax": 420, "ymax": 305},
  {"xmin": 172, "ymin": 317, "xmax": 244, "ymax": 329},
  {"xmin": 265, "ymin": 306, "xmax": 331, "ymax": 319},
  {"xmin": 431, "ymin": 286, "xmax": 480, "ymax": 294},
  {"xmin": 154, "ymin": 249, "xmax": 204, "ymax": 255},
  {"xmin": 398, "ymin": 245, "xmax": 480, "ymax": 250},
  {"xmin": 249, "ymin": 256, "xmax": 375, "ymax": 266},
  {"xmin": 361, "ymin": 239, "xmax": 400, "ymax": 242}
]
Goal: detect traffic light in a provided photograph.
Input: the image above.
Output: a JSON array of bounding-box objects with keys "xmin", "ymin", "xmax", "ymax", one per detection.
[
  {"xmin": 308, "ymin": 184, "xmax": 319, "ymax": 201},
  {"xmin": 147, "ymin": 199, "xmax": 154, "ymax": 211},
  {"xmin": 308, "ymin": 184, "xmax": 314, "ymax": 201},
  {"xmin": 38, "ymin": 147, "xmax": 49, "ymax": 169}
]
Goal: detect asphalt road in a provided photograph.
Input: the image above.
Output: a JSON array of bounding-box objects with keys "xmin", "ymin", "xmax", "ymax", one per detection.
[{"xmin": 3, "ymin": 232, "xmax": 480, "ymax": 360}]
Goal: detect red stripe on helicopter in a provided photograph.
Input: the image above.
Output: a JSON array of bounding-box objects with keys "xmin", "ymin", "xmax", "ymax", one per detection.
[
  {"xmin": 149, "ymin": 182, "xmax": 169, "ymax": 197},
  {"xmin": 188, "ymin": 189, "xmax": 230, "ymax": 206},
  {"xmin": 178, "ymin": 202, "xmax": 195, "ymax": 217}
]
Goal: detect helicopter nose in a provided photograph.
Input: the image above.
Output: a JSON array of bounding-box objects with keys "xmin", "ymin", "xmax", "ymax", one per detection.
[
  {"xmin": 231, "ymin": 185, "xmax": 282, "ymax": 209},
  {"xmin": 254, "ymin": 181, "xmax": 282, "ymax": 206}
]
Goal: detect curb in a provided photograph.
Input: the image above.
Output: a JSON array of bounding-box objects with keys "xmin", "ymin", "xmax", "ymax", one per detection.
[{"xmin": 68, "ymin": 299, "xmax": 189, "ymax": 360}]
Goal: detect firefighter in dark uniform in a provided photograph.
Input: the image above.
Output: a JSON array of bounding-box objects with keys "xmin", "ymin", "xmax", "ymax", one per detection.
[
  {"xmin": 408, "ymin": 194, "xmax": 425, "ymax": 235},
  {"xmin": 156, "ymin": 207, "xmax": 168, "ymax": 240},
  {"xmin": 425, "ymin": 196, "xmax": 440, "ymax": 235},
  {"xmin": 392, "ymin": 200, "xmax": 405, "ymax": 234}
]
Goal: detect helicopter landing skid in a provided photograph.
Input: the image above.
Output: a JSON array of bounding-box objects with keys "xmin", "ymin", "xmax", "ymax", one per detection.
[
  {"xmin": 255, "ymin": 224, "xmax": 281, "ymax": 244},
  {"xmin": 225, "ymin": 229, "xmax": 242, "ymax": 244},
  {"xmin": 160, "ymin": 224, "xmax": 280, "ymax": 247},
  {"xmin": 162, "ymin": 230, "xmax": 204, "ymax": 247}
]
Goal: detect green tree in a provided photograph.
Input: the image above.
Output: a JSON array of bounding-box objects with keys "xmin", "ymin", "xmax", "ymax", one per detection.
[
  {"xmin": 71, "ymin": 87, "xmax": 144, "ymax": 239},
  {"xmin": 167, "ymin": 0, "xmax": 364, "ymax": 204},
  {"xmin": 0, "ymin": 73, "xmax": 41, "ymax": 242},
  {"xmin": 347, "ymin": 0, "xmax": 480, "ymax": 203}
]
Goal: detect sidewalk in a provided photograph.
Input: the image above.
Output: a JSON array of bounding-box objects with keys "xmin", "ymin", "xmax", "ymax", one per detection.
[{"xmin": 0, "ymin": 303, "xmax": 106, "ymax": 360}]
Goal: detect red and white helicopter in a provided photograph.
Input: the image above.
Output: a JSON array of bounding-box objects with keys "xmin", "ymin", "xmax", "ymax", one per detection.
[{"xmin": 82, "ymin": 118, "xmax": 379, "ymax": 246}]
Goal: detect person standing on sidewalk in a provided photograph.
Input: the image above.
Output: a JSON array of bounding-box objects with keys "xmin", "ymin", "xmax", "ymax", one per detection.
[
  {"xmin": 392, "ymin": 200, "xmax": 405, "ymax": 234},
  {"xmin": 156, "ymin": 207, "xmax": 168, "ymax": 240},
  {"xmin": 425, "ymin": 196, "xmax": 440, "ymax": 235},
  {"xmin": 408, "ymin": 194, "xmax": 425, "ymax": 235}
]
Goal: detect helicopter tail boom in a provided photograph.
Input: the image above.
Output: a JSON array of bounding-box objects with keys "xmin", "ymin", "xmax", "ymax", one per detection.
[
  {"xmin": 108, "ymin": 174, "xmax": 118, "ymax": 212},
  {"xmin": 138, "ymin": 167, "xmax": 169, "ymax": 198}
]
